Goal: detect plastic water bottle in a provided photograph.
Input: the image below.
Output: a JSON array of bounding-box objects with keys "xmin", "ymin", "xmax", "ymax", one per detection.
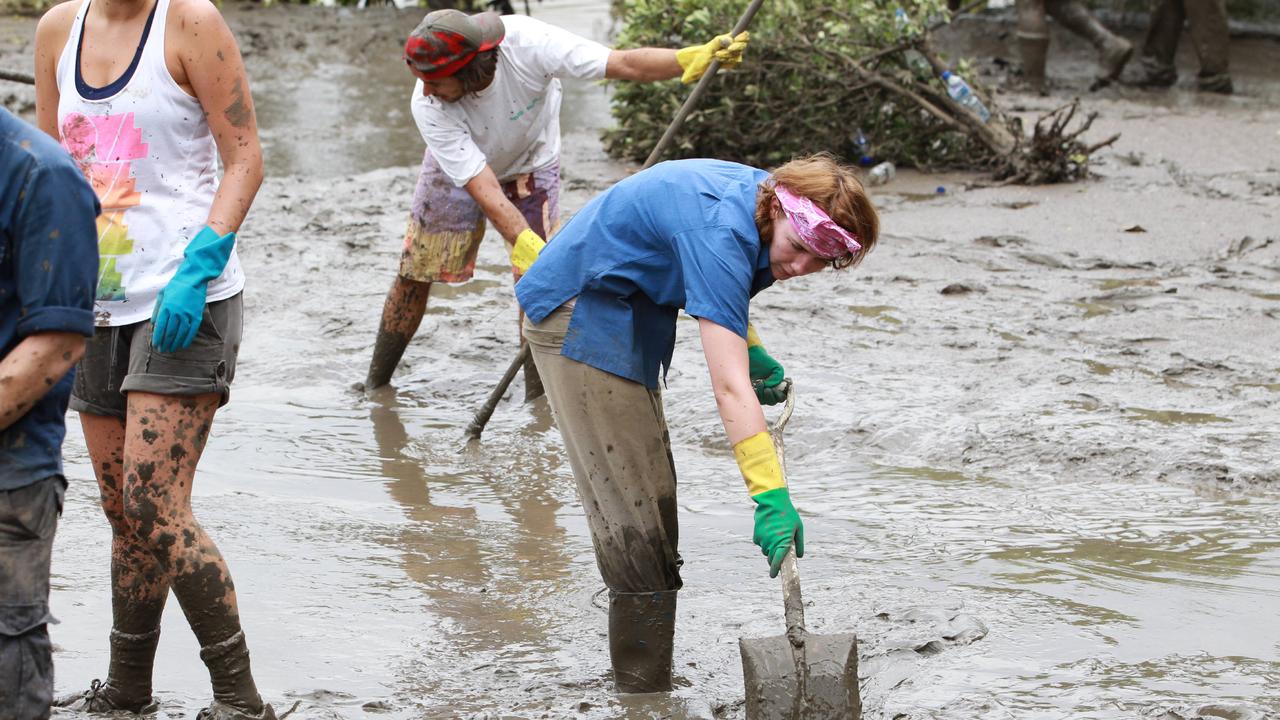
[
  {"xmin": 853, "ymin": 127, "xmax": 873, "ymax": 166},
  {"xmin": 941, "ymin": 71, "xmax": 991, "ymax": 123},
  {"xmin": 867, "ymin": 161, "xmax": 896, "ymax": 186},
  {"xmin": 895, "ymin": 8, "xmax": 933, "ymax": 81}
]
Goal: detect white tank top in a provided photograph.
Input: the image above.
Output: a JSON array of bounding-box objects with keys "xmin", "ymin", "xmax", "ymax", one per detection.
[{"xmin": 56, "ymin": 0, "xmax": 243, "ymax": 327}]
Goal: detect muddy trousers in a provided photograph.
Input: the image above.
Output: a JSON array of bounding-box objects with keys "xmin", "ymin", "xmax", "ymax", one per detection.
[
  {"xmin": 0, "ymin": 476, "xmax": 65, "ymax": 720},
  {"xmin": 523, "ymin": 302, "xmax": 681, "ymax": 693},
  {"xmin": 1140, "ymin": 0, "xmax": 1230, "ymax": 87},
  {"xmin": 1016, "ymin": 0, "xmax": 1132, "ymax": 87}
]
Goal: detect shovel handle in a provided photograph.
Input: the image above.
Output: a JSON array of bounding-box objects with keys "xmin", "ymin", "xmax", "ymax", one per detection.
[{"xmin": 780, "ymin": 547, "xmax": 805, "ymax": 645}]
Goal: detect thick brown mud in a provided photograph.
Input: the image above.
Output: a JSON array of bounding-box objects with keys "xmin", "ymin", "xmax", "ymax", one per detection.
[{"xmin": 2, "ymin": 1, "xmax": 1278, "ymax": 718}]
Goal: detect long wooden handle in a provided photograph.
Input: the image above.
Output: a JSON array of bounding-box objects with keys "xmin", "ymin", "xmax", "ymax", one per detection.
[
  {"xmin": 780, "ymin": 548, "xmax": 805, "ymax": 643},
  {"xmin": 464, "ymin": 343, "xmax": 529, "ymax": 440},
  {"xmin": 643, "ymin": 0, "xmax": 767, "ymax": 167},
  {"xmin": 466, "ymin": 0, "xmax": 768, "ymax": 440}
]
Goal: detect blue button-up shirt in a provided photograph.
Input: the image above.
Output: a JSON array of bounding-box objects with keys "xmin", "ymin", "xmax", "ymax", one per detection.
[
  {"xmin": 516, "ymin": 159, "xmax": 774, "ymax": 388},
  {"xmin": 1, "ymin": 108, "xmax": 100, "ymax": 490}
]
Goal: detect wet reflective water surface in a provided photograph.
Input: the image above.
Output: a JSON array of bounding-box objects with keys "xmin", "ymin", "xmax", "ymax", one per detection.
[{"xmin": 33, "ymin": 1, "xmax": 1280, "ymax": 718}]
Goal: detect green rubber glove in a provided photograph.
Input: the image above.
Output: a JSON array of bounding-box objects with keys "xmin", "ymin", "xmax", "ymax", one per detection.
[
  {"xmin": 152, "ymin": 225, "xmax": 235, "ymax": 354},
  {"xmin": 753, "ymin": 487, "xmax": 805, "ymax": 578},
  {"xmin": 746, "ymin": 324, "xmax": 786, "ymax": 406},
  {"xmin": 735, "ymin": 431, "xmax": 805, "ymax": 578}
]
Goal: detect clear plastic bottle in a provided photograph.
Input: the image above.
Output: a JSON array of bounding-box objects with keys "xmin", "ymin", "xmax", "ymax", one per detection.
[
  {"xmin": 867, "ymin": 161, "xmax": 896, "ymax": 186},
  {"xmin": 853, "ymin": 127, "xmax": 873, "ymax": 166},
  {"xmin": 895, "ymin": 8, "xmax": 933, "ymax": 81},
  {"xmin": 941, "ymin": 71, "xmax": 991, "ymax": 123}
]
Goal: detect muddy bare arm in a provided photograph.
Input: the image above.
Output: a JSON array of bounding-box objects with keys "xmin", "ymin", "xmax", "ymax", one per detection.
[
  {"xmin": 177, "ymin": 0, "xmax": 263, "ymax": 236},
  {"xmin": 605, "ymin": 48, "xmax": 681, "ymax": 82},
  {"xmin": 700, "ymin": 318, "xmax": 767, "ymax": 445},
  {"xmin": 0, "ymin": 332, "xmax": 85, "ymax": 432},
  {"xmin": 464, "ymin": 166, "xmax": 530, "ymax": 244}
]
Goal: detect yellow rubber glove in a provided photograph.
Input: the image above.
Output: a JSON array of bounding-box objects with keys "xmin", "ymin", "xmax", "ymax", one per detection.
[
  {"xmin": 511, "ymin": 228, "xmax": 546, "ymax": 274},
  {"xmin": 675, "ymin": 31, "xmax": 750, "ymax": 85},
  {"xmin": 734, "ymin": 431, "xmax": 804, "ymax": 578}
]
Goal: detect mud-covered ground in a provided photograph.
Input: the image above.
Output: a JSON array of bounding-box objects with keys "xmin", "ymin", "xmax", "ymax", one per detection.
[{"xmin": 2, "ymin": 1, "xmax": 1278, "ymax": 718}]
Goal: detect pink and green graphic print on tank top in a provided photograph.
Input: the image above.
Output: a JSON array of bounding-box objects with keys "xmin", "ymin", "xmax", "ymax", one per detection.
[
  {"xmin": 54, "ymin": 0, "xmax": 244, "ymax": 327},
  {"xmin": 60, "ymin": 111, "xmax": 147, "ymax": 302}
]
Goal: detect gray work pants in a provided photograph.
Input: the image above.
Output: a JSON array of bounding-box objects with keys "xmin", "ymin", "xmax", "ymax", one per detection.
[
  {"xmin": 523, "ymin": 301, "xmax": 683, "ymax": 593},
  {"xmin": 0, "ymin": 476, "xmax": 65, "ymax": 720},
  {"xmin": 1141, "ymin": 0, "xmax": 1230, "ymax": 78}
]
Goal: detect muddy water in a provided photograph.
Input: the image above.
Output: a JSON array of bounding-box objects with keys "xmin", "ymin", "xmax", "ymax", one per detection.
[{"xmin": 12, "ymin": 0, "xmax": 1278, "ymax": 718}]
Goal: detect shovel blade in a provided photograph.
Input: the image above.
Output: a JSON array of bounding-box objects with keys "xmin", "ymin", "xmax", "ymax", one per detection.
[{"xmin": 740, "ymin": 632, "xmax": 860, "ymax": 720}]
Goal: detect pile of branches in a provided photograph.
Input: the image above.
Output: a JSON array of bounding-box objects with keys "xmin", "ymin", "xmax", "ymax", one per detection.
[{"xmin": 605, "ymin": 0, "xmax": 1117, "ymax": 184}]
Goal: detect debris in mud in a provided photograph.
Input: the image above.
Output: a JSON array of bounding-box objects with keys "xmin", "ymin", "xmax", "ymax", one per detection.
[
  {"xmin": 940, "ymin": 282, "xmax": 985, "ymax": 295},
  {"xmin": 607, "ymin": 1, "xmax": 1115, "ymax": 184},
  {"xmin": 1124, "ymin": 224, "xmax": 1148, "ymax": 233},
  {"xmin": 1144, "ymin": 702, "xmax": 1274, "ymax": 720}
]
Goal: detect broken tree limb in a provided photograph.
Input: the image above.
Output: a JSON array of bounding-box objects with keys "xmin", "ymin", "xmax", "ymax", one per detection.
[{"xmin": 1, "ymin": 69, "xmax": 36, "ymax": 85}]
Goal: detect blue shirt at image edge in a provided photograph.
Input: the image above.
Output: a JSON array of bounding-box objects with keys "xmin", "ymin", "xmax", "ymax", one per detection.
[{"xmin": 0, "ymin": 108, "xmax": 100, "ymax": 490}]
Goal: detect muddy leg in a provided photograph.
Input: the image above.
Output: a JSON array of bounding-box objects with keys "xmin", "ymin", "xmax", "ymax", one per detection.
[
  {"xmin": 1138, "ymin": 0, "xmax": 1184, "ymax": 86},
  {"xmin": 1016, "ymin": 0, "xmax": 1051, "ymax": 93},
  {"xmin": 70, "ymin": 413, "xmax": 168, "ymax": 712},
  {"xmin": 523, "ymin": 304, "xmax": 682, "ymax": 693},
  {"xmin": 1183, "ymin": 0, "xmax": 1231, "ymax": 92},
  {"xmin": 122, "ymin": 392, "xmax": 263, "ymax": 715},
  {"xmin": 366, "ymin": 275, "xmax": 431, "ymax": 390},
  {"xmin": 1048, "ymin": 0, "xmax": 1133, "ymax": 81}
]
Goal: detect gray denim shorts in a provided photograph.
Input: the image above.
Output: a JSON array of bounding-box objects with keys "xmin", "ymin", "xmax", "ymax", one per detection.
[{"xmin": 70, "ymin": 293, "xmax": 243, "ymax": 418}]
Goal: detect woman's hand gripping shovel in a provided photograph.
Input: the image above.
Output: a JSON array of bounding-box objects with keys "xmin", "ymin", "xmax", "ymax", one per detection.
[{"xmin": 739, "ymin": 380, "xmax": 861, "ymax": 719}]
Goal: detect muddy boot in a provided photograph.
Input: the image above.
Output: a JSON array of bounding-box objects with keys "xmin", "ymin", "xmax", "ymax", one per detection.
[
  {"xmin": 1017, "ymin": 32, "xmax": 1050, "ymax": 94},
  {"xmin": 53, "ymin": 677, "xmax": 159, "ymax": 714},
  {"xmin": 608, "ymin": 590, "xmax": 677, "ymax": 694},
  {"xmin": 522, "ymin": 342, "xmax": 545, "ymax": 402},
  {"xmin": 1196, "ymin": 72, "xmax": 1233, "ymax": 94},
  {"xmin": 365, "ymin": 326, "xmax": 412, "ymax": 390},
  {"xmin": 55, "ymin": 628, "xmax": 162, "ymax": 713},
  {"xmin": 199, "ymin": 630, "xmax": 267, "ymax": 718},
  {"xmin": 1048, "ymin": 0, "xmax": 1132, "ymax": 81},
  {"xmin": 1136, "ymin": 59, "xmax": 1178, "ymax": 88}
]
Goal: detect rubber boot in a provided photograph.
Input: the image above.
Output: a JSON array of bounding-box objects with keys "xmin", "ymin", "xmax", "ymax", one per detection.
[
  {"xmin": 366, "ymin": 326, "xmax": 412, "ymax": 390},
  {"xmin": 53, "ymin": 628, "xmax": 162, "ymax": 713},
  {"xmin": 1185, "ymin": 0, "xmax": 1232, "ymax": 93},
  {"xmin": 1017, "ymin": 32, "xmax": 1050, "ymax": 94},
  {"xmin": 1137, "ymin": 0, "xmax": 1182, "ymax": 87},
  {"xmin": 522, "ymin": 342, "xmax": 545, "ymax": 402},
  {"xmin": 608, "ymin": 590, "xmax": 677, "ymax": 694},
  {"xmin": 199, "ymin": 630, "xmax": 270, "ymax": 718},
  {"xmin": 1047, "ymin": 0, "xmax": 1132, "ymax": 81}
]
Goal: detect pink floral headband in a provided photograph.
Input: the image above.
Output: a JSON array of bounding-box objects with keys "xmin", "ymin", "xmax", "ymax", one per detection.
[{"xmin": 774, "ymin": 184, "xmax": 862, "ymax": 260}]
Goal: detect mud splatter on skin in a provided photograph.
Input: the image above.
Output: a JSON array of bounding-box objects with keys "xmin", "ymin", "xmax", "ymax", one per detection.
[
  {"xmin": 224, "ymin": 78, "xmax": 252, "ymax": 129},
  {"xmin": 79, "ymin": 394, "xmax": 256, "ymax": 707}
]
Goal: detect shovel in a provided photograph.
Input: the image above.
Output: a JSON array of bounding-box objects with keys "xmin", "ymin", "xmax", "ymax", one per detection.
[{"xmin": 739, "ymin": 381, "xmax": 860, "ymax": 719}]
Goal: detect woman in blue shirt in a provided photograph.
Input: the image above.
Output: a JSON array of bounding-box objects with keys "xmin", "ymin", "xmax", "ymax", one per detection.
[{"xmin": 516, "ymin": 154, "xmax": 879, "ymax": 693}]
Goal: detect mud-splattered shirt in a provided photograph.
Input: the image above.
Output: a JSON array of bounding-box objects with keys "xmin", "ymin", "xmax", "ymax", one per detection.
[
  {"xmin": 411, "ymin": 14, "xmax": 611, "ymax": 186},
  {"xmin": 0, "ymin": 108, "xmax": 100, "ymax": 490},
  {"xmin": 516, "ymin": 159, "xmax": 774, "ymax": 388}
]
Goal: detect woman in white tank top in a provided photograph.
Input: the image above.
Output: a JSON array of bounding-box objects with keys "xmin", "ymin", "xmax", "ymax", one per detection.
[{"xmin": 32, "ymin": 0, "xmax": 269, "ymax": 717}]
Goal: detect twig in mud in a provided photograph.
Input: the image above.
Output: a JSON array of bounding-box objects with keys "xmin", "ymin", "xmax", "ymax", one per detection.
[
  {"xmin": 277, "ymin": 700, "xmax": 303, "ymax": 720},
  {"xmin": 1, "ymin": 69, "xmax": 36, "ymax": 85}
]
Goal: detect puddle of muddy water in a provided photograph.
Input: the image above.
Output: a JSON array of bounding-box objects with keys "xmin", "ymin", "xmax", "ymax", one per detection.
[{"xmin": 31, "ymin": 0, "xmax": 1280, "ymax": 718}]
